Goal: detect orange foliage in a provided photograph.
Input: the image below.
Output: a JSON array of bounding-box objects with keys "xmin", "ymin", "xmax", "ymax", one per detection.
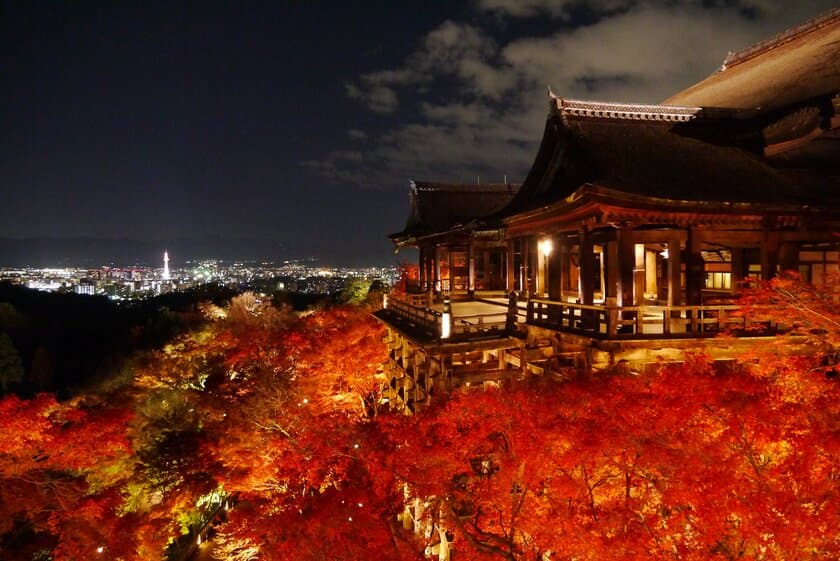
[
  {"xmin": 374, "ymin": 359, "xmax": 840, "ymax": 560},
  {"xmin": 2, "ymin": 295, "xmax": 839, "ymax": 561}
]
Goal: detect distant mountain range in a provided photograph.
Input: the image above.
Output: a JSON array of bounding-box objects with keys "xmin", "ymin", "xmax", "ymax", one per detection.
[{"xmin": 0, "ymin": 237, "xmax": 294, "ymax": 268}]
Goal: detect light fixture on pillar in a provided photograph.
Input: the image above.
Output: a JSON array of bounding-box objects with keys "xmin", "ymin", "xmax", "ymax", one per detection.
[
  {"xmin": 660, "ymin": 245, "xmax": 669, "ymax": 260},
  {"xmin": 441, "ymin": 296, "xmax": 452, "ymax": 339},
  {"xmin": 538, "ymin": 237, "xmax": 554, "ymax": 257}
]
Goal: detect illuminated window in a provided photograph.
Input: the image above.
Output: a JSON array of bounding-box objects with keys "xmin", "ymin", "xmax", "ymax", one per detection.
[{"xmin": 705, "ymin": 272, "xmax": 731, "ymax": 290}]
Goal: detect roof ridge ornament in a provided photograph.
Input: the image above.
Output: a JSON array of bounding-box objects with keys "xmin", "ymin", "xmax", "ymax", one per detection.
[{"xmin": 555, "ymin": 98, "xmax": 702, "ymax": 123}]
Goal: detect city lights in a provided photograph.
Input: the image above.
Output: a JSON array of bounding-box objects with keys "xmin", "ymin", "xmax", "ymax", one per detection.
[{"xmin": 0, "ymin": 260, "xmax": 400, "ymax": 301}]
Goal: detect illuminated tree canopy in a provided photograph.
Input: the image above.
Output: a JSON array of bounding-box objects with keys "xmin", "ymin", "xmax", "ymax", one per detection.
[{"xmin": 0, "ymin": 284, "xmax": 838, "ymax": 560}]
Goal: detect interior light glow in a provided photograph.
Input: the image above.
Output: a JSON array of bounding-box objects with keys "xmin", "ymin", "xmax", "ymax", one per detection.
[
  {"xmin": 539, "ymin": 238, "xmax": 554, "ymax": 257},
  {"xmin": 441, "ymin": 312, "xmax": 451, "ymax": 339}
]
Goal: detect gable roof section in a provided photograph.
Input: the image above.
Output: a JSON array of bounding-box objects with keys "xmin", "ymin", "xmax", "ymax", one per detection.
[
  {"xmin": 390, "ymin": 181, "xmax": 518, "ymax": 245},
  {"xmin": 664, "ymin": 8, "xmax": 840, "ymax": 113}
]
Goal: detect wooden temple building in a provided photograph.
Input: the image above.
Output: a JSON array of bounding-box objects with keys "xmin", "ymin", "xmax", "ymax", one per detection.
[{"xmin": 375, "ymin": 8, "xmax": 840, "ymax": 412}]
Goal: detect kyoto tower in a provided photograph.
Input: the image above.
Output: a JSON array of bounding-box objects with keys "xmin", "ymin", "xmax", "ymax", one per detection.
[{"xmin": 162, "ymin": 250, "xmax": 171, "ymax": 281}]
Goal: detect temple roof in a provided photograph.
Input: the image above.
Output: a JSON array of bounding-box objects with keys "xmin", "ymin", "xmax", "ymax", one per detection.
[
  {"xmin": 498, "ymin": 96, "xmax": 840, "ymax": 219},
  {"xmin": 664, "ymin": 8, "xmax": 840, "ymax": 113},
  {"xmin": 391, "ymin": 12, "xmax": 840, "ymax": 242},
  {"xmin": 390, "ymin": 181, "xmax": 518, "ymax": 245}
]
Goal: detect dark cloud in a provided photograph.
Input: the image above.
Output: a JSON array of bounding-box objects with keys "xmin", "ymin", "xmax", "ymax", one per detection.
[{"xmin": 320, "ymin": 0, "xmax": 838, "ymax": 189}]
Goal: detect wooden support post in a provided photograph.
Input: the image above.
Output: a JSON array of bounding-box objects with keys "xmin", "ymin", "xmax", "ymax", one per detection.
[
  {"xmin": 448, "ymin": 247, "xmax": 456, "ymax": 293},
  {"xmin": 549, "ymin": 237, "xmax": 562, "ymax": 300},
  {"xmin": 667, "ymin": 235, "xmax": 681, "ymax": 307},
  {"xmin": 506, "ymin": 291, "xmax": 517, "ymax": 333},
  {"xmin": 579, "ymin": 229, "xmax": 595, "ymax": 329},
  {"xmin": 579, "ymin": 230, "xmax": 595, "ymax": 306},
  {"xmin": 686, "ymin": 227, "xmax": 704, "ymax": 307},
  {"xmin": 761, "ymin": 230, "xmax": 779, "ymax": 280},
  {"xmin": 505, "ymin": 241, "xmax": 515, "ymax": 293},
  {"xmin": 731, "ymin": 247, "xmax": 744, "ymax": 294},
  {"xmin": 467, "ymin": 238, "xmax": 476, "ymax": 297},
  {"xmin": 778, "ymin": 241, "xmax": 798, "ymax": 274},
  {"xmin": 522, "ymin": 237, "xmax": 531, "ymax": 297},
  {"xmin": 633, "ymin": 242, "xmax": 645, "ymax": 306},
  {"xmin": 434, "ymin": 246, "xmax": 441, "ymax": 293},
  {"xmin": 482, "ymin": 249, "xmax": 491, "ymax": 291},
  {"xmin": 418, "ymin": 246, "xmax": 427, "ymax": 292},
  {"xmin": 536, "ymin": 241, "xmax": 546, "ymax": 297},
  {"xmin": 617, "ymin": 227, "xmax": 635, "ymax": 307},
  {"xmin": 605, "ymin": 240, "xmax": 618, "ymax": 302}
]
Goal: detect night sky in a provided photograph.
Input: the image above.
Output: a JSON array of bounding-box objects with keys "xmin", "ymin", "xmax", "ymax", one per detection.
[{"xmin": 2, "ymin": 1, "xmax": 836, "ymax": 266}]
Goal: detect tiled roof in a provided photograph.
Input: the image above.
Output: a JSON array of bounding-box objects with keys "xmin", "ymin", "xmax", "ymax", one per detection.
[
  {"xmin": 499, "ymin": 102, "xmax": 836, "ymax": 218},
  {"xmin": 390, "ymin": 181, "xmax": 518, "ymax": 243},
  {"xmin": 664, "ymin": 8, "xmax": 840, "ymax": 113}
]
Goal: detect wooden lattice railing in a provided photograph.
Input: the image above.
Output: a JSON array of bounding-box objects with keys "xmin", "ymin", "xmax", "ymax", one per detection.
[{"xmin": 527, "ymin": 298, "xmax": 776, "ymax": 338}]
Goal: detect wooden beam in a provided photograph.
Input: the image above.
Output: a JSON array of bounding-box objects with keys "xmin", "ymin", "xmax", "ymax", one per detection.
[
  {"xmin": 630, "ymin": 229, "xmax": 688, "ymax": 243},
  {"xmin": 694, "ymin": 230, "xmax": 762, "ymax": 246}
]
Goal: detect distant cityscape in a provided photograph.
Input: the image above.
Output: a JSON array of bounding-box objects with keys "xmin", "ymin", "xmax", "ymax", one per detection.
[{"xmin": 0, "ymin": 252, "xmax": 400, "ymax": 300}]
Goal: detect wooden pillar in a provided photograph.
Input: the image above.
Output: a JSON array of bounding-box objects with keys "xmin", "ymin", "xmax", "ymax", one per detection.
[
  {"xmin": 448, "ymin": 247, "xmax": 456, "ymax": 292},
  {"xmin": 418, "ymin": 246, "xmax": 427, "ymax": 291},
  {"xmin": 686, "ymin": 227, "xmax": 704, "ymax": 306},
  {"xmin": 427, "ymin": 246, "xmax": 435, "ymax": 295},
  {"xmin": 505, "ymin": 291, "xmax": 517, "ymax": 333},
  {"xmin": 537, "ymin": 238, "xmax": 548, "ymax": 297},
  {"xmin": 505, "ymin": 241, "xmax": 515, "ymax": 293},
  {"xmin": 521, "ymin": 237, "xmax": 530, "ymax": 297},
  {"xmin": 731, "ymin": 247, "xmax": 744, "ymax": 293},
  {"xmin": 433, "ymin": 246, "xmax": 441, "ymax": 293},
  {"xmin": 467, "ymin": 238, "xmax": 476, "ymax": 297},
  {"xmin": 634, "ymin": 242, "xmax": 646, "ymax": 305},
  {"xmin": 482, "ymin": 249, "xmax": 491, "ymax": 290},
  {"xmin": 617, "ymin": 227, "xmax": 635, "ymax": 307},
  {"xmin": 778, "ymin": 241, "xmax": 798, "ymax": 274},
  {"xmin": 549, "ymin": 238, "xmax": 563, "ymax": 300},
  {"xmin": 761, "ymin": 231, "xmax": 779, "ymax": 280},
  {"xmin": 605, "ymin": 240, "xmax": 618, "ymax": 301},
  {"xmin": 667, "ymin": 235, "xmax": 681, "ymax": 307},
  {"xmin": 579, "ymin": 230, "xmax": 595, "ymax": 306}
]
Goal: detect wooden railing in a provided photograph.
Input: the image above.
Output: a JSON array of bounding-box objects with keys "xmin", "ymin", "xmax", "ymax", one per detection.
[
  {"xmin": 383, "ymin": 295, "xmax": 440, "ymax": 337},
  {"xmin": 527, "ymin": 298, "xmax": 775, "ymax": 338},
  {"xmin": 450, "ymin": 312, "xmax": 508, "ymax": 339},
  {"xmin": 399, "ymin": 291, "xmax": 431, "ymax": 308},
  {"xmin": 384, "ymin": 293, "xmax": 515, "ymax": 341},
  {"xmin": 384, "ymin": 294, "xmax": 773, "ymax": 341}
]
